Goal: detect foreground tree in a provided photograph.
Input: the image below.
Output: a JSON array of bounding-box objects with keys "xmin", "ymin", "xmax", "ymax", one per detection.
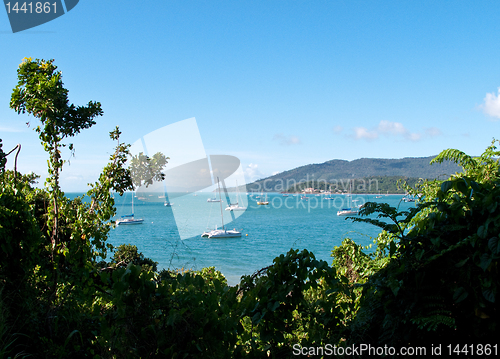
[
  {"xmin": 0, "ymin": 140, "xmax": 6, "ymax": 171},
  {"xmin": 2, "ymin": 58, "xmax": 141, "ymax": 357},
  {"xmin": 9, "ymin": 57, "xmax": 105, "ymax": 273},
  {"xmin": 342, "ymin": 140, "xmax": 500, "ymax": 347}
]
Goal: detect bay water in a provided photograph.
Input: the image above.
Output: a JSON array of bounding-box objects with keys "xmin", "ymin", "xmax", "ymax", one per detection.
[{"xmin": 73, "ymin": 192, "xmax": 414, "ymax": 286}]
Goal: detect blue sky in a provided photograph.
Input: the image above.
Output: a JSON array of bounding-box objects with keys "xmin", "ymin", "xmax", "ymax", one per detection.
[{"xmin": 1, "ymin": 1, "xmax": 500, "ymax": 191}]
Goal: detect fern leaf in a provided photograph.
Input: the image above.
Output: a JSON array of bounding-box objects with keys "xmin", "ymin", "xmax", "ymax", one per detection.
[{"xmin": 431, "ymin": 149, "xmax": 477, "ymax": 171}]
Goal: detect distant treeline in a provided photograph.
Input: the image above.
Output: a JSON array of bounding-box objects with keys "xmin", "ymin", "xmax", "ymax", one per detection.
[{"xmin": 245, "ymin": 176, "xmax": 421, "ymax": 194}]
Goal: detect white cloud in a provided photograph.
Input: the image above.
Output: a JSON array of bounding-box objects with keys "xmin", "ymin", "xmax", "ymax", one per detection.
[
  {"xmin": 0, "ymin": 126, "xmax": 24, "ymax": 133},
  {"xmin": 378, "ymin": 120, "xmax": 407, "ymax": 136},
  {"xmin": 351, "ymin": 121, "xmax": 440, "ymax": 142},
  {"xmin": 479, "ymin": 88, "xmax": 500, "ymax": 119},
  {"xmin": 425, "ymin": 127, "xmax": 442, "ymax": 137},
  {"xmin": 333, "ymin": 125, "xmax": 343, "ymax": 134},
  {"xmin": 244, "ymin": 163, "xmax": 265, "ymax": 182},
  {"xmin": 406, "ymin": 132, "xmax": 422, "ymax": 141},
  {"xmin": 353, "ymin": 127, "xmax": 378, "ymax": 140},
  {"xmin": 273, "ymin": 133, "xmax": 301, "ymax": 146}
]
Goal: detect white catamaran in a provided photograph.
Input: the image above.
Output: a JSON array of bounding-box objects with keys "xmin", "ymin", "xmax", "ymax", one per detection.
[
  {"xmin": 337, "ymin": 180, "xmax": 359, "ymax": 216},
  {"xmin": 202, "ymin": 177, "xmax": 242, "ymax": 238},
  {"xmin": 225, "ymin": 181, "xmax": 246, "ymax": 211}
]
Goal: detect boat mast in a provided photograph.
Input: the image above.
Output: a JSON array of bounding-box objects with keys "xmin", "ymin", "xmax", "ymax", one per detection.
[
  {"xmin": 349, "ymin": 180, "xmax": 352, "ymax": 208},
  {"xmin": 235, "ymin": 180, "xmax": 239, "ymax": 205},
  {"xmin": 217, "ymin": 177, "xmax": 225, "ymax": 230}
]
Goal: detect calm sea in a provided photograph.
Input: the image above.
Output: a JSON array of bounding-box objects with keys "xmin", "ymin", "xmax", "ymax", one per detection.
[{"xmin": 69, "ymin": 192, "xmax": 414, "ymax": 286}]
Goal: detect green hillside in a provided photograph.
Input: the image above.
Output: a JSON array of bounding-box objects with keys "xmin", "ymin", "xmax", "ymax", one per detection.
[{"xmin": 245, "ymin": 156, "xmax": 462, "ymax": 193}]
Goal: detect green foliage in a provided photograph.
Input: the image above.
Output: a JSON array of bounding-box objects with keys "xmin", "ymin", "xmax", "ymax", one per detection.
[
  {"xmin": 0, "ymin": 58, "xmax": 139, "ymax": 357},
  {"xmin": 0, "ymin": 171, "xmax": 45, "ymax": 358},
  {"xmin": 236, "ymin": 249, "xmax": 343, "ymax": 357},
  {"xmin": 350, "ymin": 201, "xmax": 424, "ymax": 240},
  {"xmin": 129, "ymin": 151, "xmax": 169, "ymax": 189},
  {"xmin": 9, "ymin": 57, "xmax": 102, "ymax": 192},
  {"xmin": 9, "ymin": 57, "xmax": 105, "ymax": 281},
  {"xmin": 0, "ymin": 140, "xmax": 6, "ymax": 172},
  {"xmin": 345, "ymin": 139, "xmax": 500, "ymax": 346},
  {"xmin": 329, "ymin": 231, "xmax": 398, "ymax": 338},
  {"xmin": 4, "ymin": 58, "xmax": 500, "ymax": 357},
  {"xmin": 10, "ymin": 58, "xmax": 103, "ymax": 140},
  {"xmin": 94, "ymin": 265, "xmax": 240, "ymax": 358},
  {"xmin": 111, "ymin": 244, "xmax": 158, "ymax": 272}
]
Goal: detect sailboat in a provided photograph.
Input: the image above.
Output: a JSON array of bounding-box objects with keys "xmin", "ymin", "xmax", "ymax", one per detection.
[
  {"xmin": 402, "ymin": 191, "xmax": 416, "ymax": 202},
  {"xmin": 162, "ymin": 182, "xmax": 173, "ymax": 206},
  {"xmin": 225, "ymin": 181, "xmax": 246, "ymax": 211},
  {"xmin": 201, "ymin": 177, "xmax": 242, "ymax": 238},
  {"xmin": 352, "ymin": 199, "xmax": 364, "ymax": 209},
  {"xmin": 257, "ymin": 192, "xmax": 269, "ymax": 205},
  {"xmin": 324, "ymin": 185, "xmax": 334, "ymax": 200},
  {"xmin": 116, "ymin": 192, "xmax": 144, "ymax": 225},
  {"xmin": 337, "ymin": 180, "xmax": 358, "ymax": 216},
  {"xmin": 207, "ymin": 189, "xmax": 222, "ymax": 202}
]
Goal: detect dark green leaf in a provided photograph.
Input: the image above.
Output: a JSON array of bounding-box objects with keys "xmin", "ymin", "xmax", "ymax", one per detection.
[
  {"xmin": 455, "ymin": 179, "xmax": 469, "ymax": 195},
  {"xmin": 252, "ymin": 311, "xmax": 263, "ymax": 325},
  {"xmin": 488, "ymin": 237, "xmax": 500, "ymax": 255},
  {"xmin": 482, "ymin": 288, "xmax": 495, "ymax": 303},
  {"xmin": 453, "ymin": 287, "xmax": 468, "ymax": 303},
  {"xmin": 389, "ymin": 241, "xmax": 397, "ymax": 257},
  {"xmin": 388, "ymin": 279, "xmax": 401, "ymax": 296},
  {"xmin": 455, "ymin": 257, "xmax": 469, "ymax": 268},
  {"xmin": 470, "ymin": 180, "xmax": 481, "ymax": 193},
  {"xmin": 479, "ymin": 253, "xmax": 492, "ymax": 271},
  {"xmin": 477, "ymin": 225, "xmax": 487, "ymax": 239},
  {"xmin": 441, "ymin": 181, "xmax": 453, "ymax": 193}
]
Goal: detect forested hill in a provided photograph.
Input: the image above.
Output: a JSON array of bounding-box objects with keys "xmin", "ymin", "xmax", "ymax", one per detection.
[{"xmin": 245, "ymin": 156, "xmax": 462, "ymax": 192}]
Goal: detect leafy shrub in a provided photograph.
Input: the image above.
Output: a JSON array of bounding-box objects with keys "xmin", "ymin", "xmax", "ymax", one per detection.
[{"xmin": 346, "ymin": 140, "xmax": 500, "ymax": 346}]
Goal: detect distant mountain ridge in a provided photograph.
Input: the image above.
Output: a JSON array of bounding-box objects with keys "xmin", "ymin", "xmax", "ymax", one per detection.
[{"xmin": 245, "ymin": 156, "xmax": 462, "ymax": 192}]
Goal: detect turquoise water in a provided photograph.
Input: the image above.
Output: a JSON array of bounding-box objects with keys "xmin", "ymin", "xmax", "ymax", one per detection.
[{"xmin": 79, "ymin": 192, "xmax": 414, "ymax": 286}]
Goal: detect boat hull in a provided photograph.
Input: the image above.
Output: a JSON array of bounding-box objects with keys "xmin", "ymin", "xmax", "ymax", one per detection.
[
  {"xmin": 116, "ymin": 218, "xmax": 144, "ymax": 225},
  {"xmin": 336, "ymin": 209, "xmax": 358, "ymax": 216},
  {"xmin": 225, "ymin": 206, "xmax": 246, "ymax": 211},
  {"xmin": 202, "ymin": 229, "xmax": 242, "ymax": 238}
]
